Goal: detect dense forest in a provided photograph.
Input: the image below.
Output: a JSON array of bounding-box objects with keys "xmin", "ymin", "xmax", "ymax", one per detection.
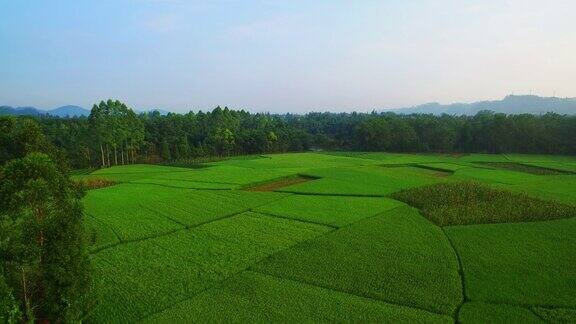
[{"xmin": 2, "ymin": 99, "xmax": 576, "ymax": 169}]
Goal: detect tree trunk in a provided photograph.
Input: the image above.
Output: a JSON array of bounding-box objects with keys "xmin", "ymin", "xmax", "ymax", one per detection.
[
  {"xmin": 114, "ymin": 145, "xmax": 118, "ymax": 166},
  {"xmin": 100, "ymin": 145, "xmax": 105, "ymax": 168},
  {"xmin": 21, "ymin": 268, "xmax": 32, "ymax": 321},
  {"xmin": 106, "ymin": 144, "xmax": 111, "ymax": 167},
  {"xmin": 121, "ymin": 145, "xmax": 125, "ymax": 165}
]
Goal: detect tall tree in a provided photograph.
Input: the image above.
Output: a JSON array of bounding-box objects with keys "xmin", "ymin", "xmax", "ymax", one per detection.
[{"xmin": 0, "ymin": 153, "xmax": 91, "ymax": 322}]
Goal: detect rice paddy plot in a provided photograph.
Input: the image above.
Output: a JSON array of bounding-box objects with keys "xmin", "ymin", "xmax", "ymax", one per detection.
[
  {"xmin": 84, "ymin": 214, "xmax": 120, "ymax": 251},
  {"xmin": 392, "ymin": 182, "xmax": 576, "ymax": 226},
  {"xmin": 244, "ymin": 175, "xmax": 317, "ymax": 192},
  {"xmin": 523, "ymin": 162, "xmax": 576, "ymax": 173},
  {"xmin": 444, "ymin": 217, "xmax": 576, "ymax": 308},
  {"xmin": 492, "ymin": 175, "xmax": 576, "ymax": 205},
  {"xmin": 130, "ymin": 178, "xmax": 239, "ymax": 189},
  {"xmin": 84, "ymin": 183, "xmax": 289, "ymax": 243},
  {"xmin": 90, "ymin": 212, "xmax": 330, "ymax": 322},
  {"xmin": 478, "ymin": 162, "xmax": 575, "ymax": 175},
  {"xmin": 458, "ymin": 302, "xmax": 544, "ymax": 324},
  {"xmin": 415, "ymin": 162, "xmax": 471, "ymax": 172},
  {"xmin": 251, "ymin": 206, "xmax": 462, "ymax": 315},
  {"xmin": 146, "ymin": 270, "xmax": 453, "ymax": 323},
  {"xmin": 213, "ymin": 152, "xmax": 375, "ymax": 170},
  {"xmin": 349, "ymin": 152, "xmax": 456, "ymax": 164},
  {"xmin": 504, "ymin": 154, "xmax": 576, "ymax": 164},
  {"xmin": 452, "ymin": 167, "xmax": 542, "ymax": 185},
  {"xmin": 279, "ymin": 166, "xmax": 443, "ymax": 196},
  {"xmin": 255, "ymin": 195, "xmax": 403, "ymax": 227},
  {"xmin": 147, "ymin": 165, "xmax": 297, "ymax": 185},
  {"xmin": 531, "ymin": 307, "xmax": 576, "ymax": 323}
]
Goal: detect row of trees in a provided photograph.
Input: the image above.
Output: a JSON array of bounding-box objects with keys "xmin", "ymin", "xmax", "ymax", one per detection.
[
  {"xmin": 22, "ymin": 100, "xmax": 576, "ymax": 169},
  {"xmin": 1, "ymin": 118, "xmax": 91, "ymax": 322},
  {"xmin": 89, "ymin": 100, "xmax": 144, "ymax": 167}
]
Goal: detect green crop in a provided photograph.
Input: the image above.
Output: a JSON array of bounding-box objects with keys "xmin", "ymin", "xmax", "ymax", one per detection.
[
  {"xmin": 445, "ymin": 218, "xmax": 576, "ymax": 308},
  {"xmin": 392, "ymin": 182, "xmax": 576, "ymax": 226},
  {"xmin": 255, "ymin": 195, "xmax": 402, "ymax": 227},
  {"xmin": 251, "ymin": 206, "xmax": 462, "ymax": 315},
  {"xmin": 90, "ymin": 212, "xmax": 329, "ymax": 322},
  {"xmin": 146, "ymin": 271, "xmax": 452, "ymax": 323},
  {"xmin": 458, "ymin": 302, "xmax": 544, "ymax": 323},
  {"xmin": 80, "ymin": 153, "xmax": 576, "ymax": 323}
]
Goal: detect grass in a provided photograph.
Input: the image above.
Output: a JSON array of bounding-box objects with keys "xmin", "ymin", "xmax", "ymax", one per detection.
[
  {"xmin": 445, "ymin": 217, "xmax": 576, "ymax": 308},
  {"xmin": 251, "ymin": 206, "xmax": 462, "ymax": 315},
  {"xmin": 255, "ymin": 195, "xmax": 402, "ymax": 227},
  {"xmin": 146, "ymin": 270, "xmax": 453, "ymax": 323},
  {"xmin": 392, "ymin": 182, "xmax": 576, "ymax": 226}
]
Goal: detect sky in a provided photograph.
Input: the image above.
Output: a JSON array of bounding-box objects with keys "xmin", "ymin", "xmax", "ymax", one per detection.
[{"xmin": 1, "ymin": 0, "xmax": 575, "ymax": 113}]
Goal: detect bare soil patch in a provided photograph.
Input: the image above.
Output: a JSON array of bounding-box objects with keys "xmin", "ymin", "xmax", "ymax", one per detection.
[{"xmin": 245, "ymin": 175, "xmax": 317, "ymax": 192}]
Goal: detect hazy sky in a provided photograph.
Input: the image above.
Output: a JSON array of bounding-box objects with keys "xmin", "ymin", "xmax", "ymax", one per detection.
[{"xmin": 1, "ymin": 0, "xmax": 575, "ymax": 113}]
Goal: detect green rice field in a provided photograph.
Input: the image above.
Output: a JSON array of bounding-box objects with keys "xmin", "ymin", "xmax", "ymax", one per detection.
[{"xmin": 79, "ymin": 152, "xmax": 576, "ymax": 323}]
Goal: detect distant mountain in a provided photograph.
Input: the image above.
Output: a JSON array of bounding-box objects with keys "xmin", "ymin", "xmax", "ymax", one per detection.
[
  {"xmin": 390, "ymin": 95, "xmax": 576, "ymax": 115},
  {"xmin": 0, "ymin": 104, "xmax": 172, "ymax": 117},
  {"xmin": 0, "ymin": 105, "xmax": 90, "ymax": 117},
  {"xmin": 0, "ymin": 106, "xmax": 44, "ymax": 116},
  {"xmin": 49, "ymin": 105, "xmax": 90, "ymax": 117}
]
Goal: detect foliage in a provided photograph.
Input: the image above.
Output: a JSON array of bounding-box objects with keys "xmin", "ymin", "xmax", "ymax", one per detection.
[
  {"xmin": 392, "ymin": 182, "xmax": 576, "ymax": 226},
  {"xmin": 0, "ymin": 153, "xmax": 91, "ymax": 321},
  {"xmin": 26, "ymin": 107, "xmax": 576, "ymax": 169},
  {"xmin": 0, "ymin": 116, "xmax": 66, "ymax": 170},
  {"xmin": 88, "ymin": 99, "xmax": 144, "ymax": 167},
  {"xmin": 0, "ymin": 271, "xmax": 22, "ymax": 323}
]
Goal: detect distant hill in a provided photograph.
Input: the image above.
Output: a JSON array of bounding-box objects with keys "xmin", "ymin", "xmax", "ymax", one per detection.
[
  {"xmin": 389, "ymin": 95, "xmax": 576, "ymax": 115},
  {"xmin": 50, "ymin": 105, "xmax": 90, "ymax": 117},
  {"xmin": 0, "ymin": 105, "xmax": 90, "ymax": 117}
]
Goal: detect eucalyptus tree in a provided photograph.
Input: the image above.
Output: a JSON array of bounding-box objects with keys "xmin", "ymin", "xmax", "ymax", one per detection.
[{"xmin": 0, "ymin": 153, "xmax": 91, "ymax": 322}]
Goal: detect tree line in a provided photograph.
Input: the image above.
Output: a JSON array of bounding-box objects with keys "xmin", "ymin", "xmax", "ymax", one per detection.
[{"xmin": 25, "ymin": 100, "xmax": 576, "ymax": 169}]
